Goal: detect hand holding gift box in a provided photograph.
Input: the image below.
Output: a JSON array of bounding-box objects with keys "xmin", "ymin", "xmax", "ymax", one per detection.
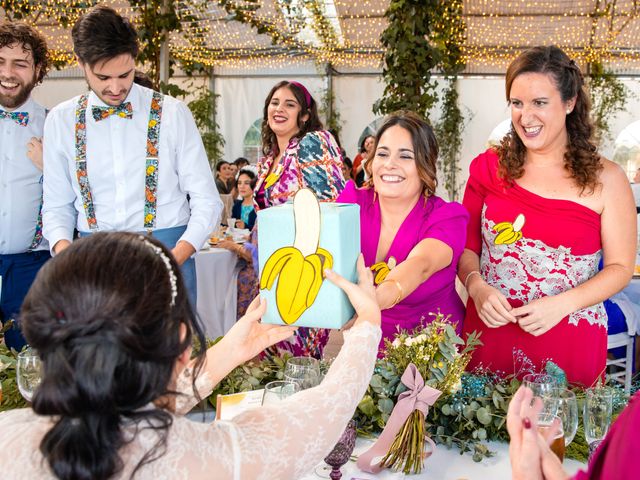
[{"xmin": 258, "ymin": 189, "xmax": 360, "ymax": 329}]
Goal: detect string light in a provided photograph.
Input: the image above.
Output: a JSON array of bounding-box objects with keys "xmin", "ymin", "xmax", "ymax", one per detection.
[{"xmin": 1, "ymin": 0, "xmax": 639, "ymax": 72}]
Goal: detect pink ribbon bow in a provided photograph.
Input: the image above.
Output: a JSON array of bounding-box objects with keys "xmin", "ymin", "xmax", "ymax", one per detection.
[{"xmin": 356, "ymin": 363, "xmax": 442, "ymax": 474}]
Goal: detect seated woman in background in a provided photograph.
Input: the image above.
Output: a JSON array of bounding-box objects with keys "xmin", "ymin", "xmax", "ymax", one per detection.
[
  {"xmin": 231, "ymin": 169, "xmax": 257, "ymax": 231},
  {"xmin": 255, "ymin": 80, "xmax": 345, "ymax": 358},
  {"xmin": 221, "ymin": 169, "xmax": 259, "ymax": 318},
  {"xmin": 458, "ymin": 46, "xmax": 635, "ymax": 387},
  {"xmin": 341, "ymin": 156, "xmax": 354, "ymax": 182},
  {"xmin": 0, "ymin": 232, "xmax": 381, "ymax": 479},
  {"xmin": 337, "ymin": 111, "xmax": 469, "ymax": 347},
  {"xmin": 214, "ymin": 160, "xmax": 235, "ymax": 196}
]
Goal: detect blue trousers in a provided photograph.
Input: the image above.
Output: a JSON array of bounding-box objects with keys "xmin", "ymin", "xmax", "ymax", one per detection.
[
  {"xmin": 0, "ymin": 250, "xmax": 51, "ymax": 351},
  {"xmin": 78, "ymin": 226, "xmax": 197, "ymax": 307}
]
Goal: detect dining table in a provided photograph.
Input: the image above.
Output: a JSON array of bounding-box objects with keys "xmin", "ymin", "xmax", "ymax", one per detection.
[
  {"xmin": 195, "ymin": 246, "xmax": 239, "ymax": 340},
  {"xmin": 300, "ymin": 436, "xmax": 586, "ymax": 480}
]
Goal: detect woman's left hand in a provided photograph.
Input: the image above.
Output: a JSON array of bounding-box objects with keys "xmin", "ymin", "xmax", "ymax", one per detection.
[
  {"xmin": 220, "ymin": 296, "xmax": 297, "ymax": 365},
  {"xmin": 507, "ymin": 386, "xmax": 568, "ymax": 480},
  {"xmin": 511, "ymin": 295, "xmax": 570, "ymax": 336}
]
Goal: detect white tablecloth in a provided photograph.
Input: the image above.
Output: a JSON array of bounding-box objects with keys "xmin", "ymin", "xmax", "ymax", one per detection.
[
  {"xmin": 300, "ymin": 437, "xmax": 586, "ymax": 480},
  {"xmin": 195, "ymin": 247, "xmax": 239, "ymax": 339}
]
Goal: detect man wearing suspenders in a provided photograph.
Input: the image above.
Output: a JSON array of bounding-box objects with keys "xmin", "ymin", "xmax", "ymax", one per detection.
[
  {"xmin": 43, "ymin": 6, "xmax": 221, "ymax": 303},
  {"xmin": 0, "ymin": 22, "xmax": 50, "ymax": 350}
]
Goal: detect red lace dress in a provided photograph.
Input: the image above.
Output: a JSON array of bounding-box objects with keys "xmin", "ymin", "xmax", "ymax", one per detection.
[{"xmin": 462, "ymin": 150, "xmax": 607, "ymax": 387}]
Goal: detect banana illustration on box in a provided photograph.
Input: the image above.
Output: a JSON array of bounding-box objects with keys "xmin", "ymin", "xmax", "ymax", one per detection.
[
  {"xmin": 259, "ymin": 189, "xmax": 334, "ymax": 325},
  {"xmin": 493, "ymin": 213, "xmax": 525, "ymax": 245}
]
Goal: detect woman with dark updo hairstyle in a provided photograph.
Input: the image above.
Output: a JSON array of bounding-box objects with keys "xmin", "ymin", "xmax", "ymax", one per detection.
[
  {"xmin": 459, "ymin": 45, "xmax": 635, "ymax": 386},
  {"xmin": 0, "ymin": 232, "xmax": 382, "ymax": 480}
]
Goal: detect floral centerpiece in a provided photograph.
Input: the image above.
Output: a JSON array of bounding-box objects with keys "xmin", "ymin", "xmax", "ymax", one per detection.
[{"xmin": 354, "ymin": 314, "xmax": 481, "ymax": 474}]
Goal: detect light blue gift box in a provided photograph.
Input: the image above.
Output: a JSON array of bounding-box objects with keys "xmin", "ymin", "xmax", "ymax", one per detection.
[{"xmin": 258, "ymin": 201, "xmax": 360, "ymax": 329}]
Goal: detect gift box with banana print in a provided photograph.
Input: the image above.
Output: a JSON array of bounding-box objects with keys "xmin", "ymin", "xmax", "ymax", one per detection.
[{"xmin": 258, "ymin": 189, "xmax": 360, "ymax": 328}]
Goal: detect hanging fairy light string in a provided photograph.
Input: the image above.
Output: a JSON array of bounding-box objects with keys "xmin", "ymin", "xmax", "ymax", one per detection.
[{"xmin": 2, "ymin": 0, "xmax": 639, "ymax": 72}]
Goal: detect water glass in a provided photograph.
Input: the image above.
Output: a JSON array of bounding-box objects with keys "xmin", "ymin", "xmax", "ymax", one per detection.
[
  {"xmin": 537, "ymin": 413, "xmax": 565, "ymax": 461},
  {"xmin": 284, "ymin": 356, "xmax": 321, "ymax": 390},
  {"xmin": 543, "ymin": 388, "xmax": 579, "ymax": 446},
  {"xmin": 262, "ymin": 381, "xmax": 299, "ymax": 405},
  {"xmin": 16, "ymin": 347, "xmax": 43, "ymax": 402},
  {"xmin": 583, "ymin": 387, "xmax": 613, "ymax": 446}
]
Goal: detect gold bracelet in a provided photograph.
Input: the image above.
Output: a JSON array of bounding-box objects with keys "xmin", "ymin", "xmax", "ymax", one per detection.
[
  {"xmin": 464, "ymin": 270, "xmax": 482, "ymax": 290},
  {"xmin": 379, "ymin": 278, "xmax": 403, "ymax": 309}
]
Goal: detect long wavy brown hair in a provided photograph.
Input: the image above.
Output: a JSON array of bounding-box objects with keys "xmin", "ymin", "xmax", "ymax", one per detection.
[
  {"xmin": 496, "ymin": 45, "xmax": 601, "ymax": 193},
  {"xmin": 260, "ymin": 81, "xmax": 323, "ymax": 157}
]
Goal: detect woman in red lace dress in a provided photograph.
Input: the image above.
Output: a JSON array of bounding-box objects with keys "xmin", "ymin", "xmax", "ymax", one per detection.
[{"xmin": 459, "ymin": 46, "xmax": 636, "ymax": 387}]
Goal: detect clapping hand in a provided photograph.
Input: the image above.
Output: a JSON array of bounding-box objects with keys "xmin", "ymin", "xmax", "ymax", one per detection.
[{"xmin": 27, "ymin": 137, "xmax": 43, "ymax": 171}]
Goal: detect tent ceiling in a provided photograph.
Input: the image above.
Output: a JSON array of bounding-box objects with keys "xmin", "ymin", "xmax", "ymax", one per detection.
[{"xmin": 3, "ymin": 1, "xmax": 640, "ymax": 74}]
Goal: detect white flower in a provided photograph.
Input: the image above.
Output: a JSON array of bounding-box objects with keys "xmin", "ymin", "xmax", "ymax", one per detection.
[
  {"xmin": 392, "ymin": 338, "xmax": 401, "ymax": 348},
  {"xmin": 451, "ymin": 379, "xmax": 462, "ymax": 394},
  {"xmin": 415, "ymin": 334, "xmax": 427, "ymax": 344}
]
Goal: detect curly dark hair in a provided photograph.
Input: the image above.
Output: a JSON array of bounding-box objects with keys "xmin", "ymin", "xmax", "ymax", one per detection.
[
  {"xmin": 260, "ymin": 80, "xmax": 323, "ymax": 157},
  {"xmin": 0, "ymin": 21, "xmax": 50, "ymax": 83},
  {"xmin": 364, "ymin": 110, "xmax": 438, "ymax": 196},
  {"xmin": 496, "ymin": 45, "xmax": 601, "ymax": 193},
  {"xmin": 21, "ymin": 232, "xmax": 206, "ymax": 480}
]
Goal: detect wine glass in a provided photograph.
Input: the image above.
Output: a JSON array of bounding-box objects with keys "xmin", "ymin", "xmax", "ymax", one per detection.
[
  {"xmin": 284, "ymin": 357, "xmax": 321, "ymax": 390},
  {"xmin": 16, "ymin": 347, "xmax": 42, "ymax": 402},
  {"xmin": 522, "ymin": 373, "xmax": 557, "ymax": 398},
  {"xmin": 537, "ymin": 413, "xmax": 565, "ymax": 462},
  {"xmin": 262, "ymin": 381, "xmax": 299, "ymax": 405},
  {"xmin": 543, "ymin": 388, "xmax": 578, "ymax": 446},
  {"xmin": 583, "ymin": 387, "xmax": 613, "ymax": 452},
  {"xmin": 316, "ymin": 420, "xmax": 357, "ymax": 479}
]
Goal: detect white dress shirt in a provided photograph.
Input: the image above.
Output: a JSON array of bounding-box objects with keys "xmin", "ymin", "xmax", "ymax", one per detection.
[
  {"xmin": 0, "ymin": 96, "xmax": 48, "ymax": 254},
  {"xmin": 42, "ymin": 83, "xmax": 221, "ymax": 251}
]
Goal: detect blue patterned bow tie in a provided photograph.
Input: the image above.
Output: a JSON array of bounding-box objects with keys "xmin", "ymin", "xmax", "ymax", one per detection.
[
  {"xmin": 0, "ymin": 110, "xmax": 29, "ymax": 126},
  {"xmin": 91, "ymin": 102, "xmax": 133, "ymax": 122}
]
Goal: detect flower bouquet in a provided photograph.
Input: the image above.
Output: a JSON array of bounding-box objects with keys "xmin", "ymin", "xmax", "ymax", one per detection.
[{"xmin": 356, "ymin": 313, "xmax": 481, "ymax": 474}]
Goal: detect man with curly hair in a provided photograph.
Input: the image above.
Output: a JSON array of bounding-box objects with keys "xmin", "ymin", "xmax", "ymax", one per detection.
[{"xmin": 0, "ymin": 21, "xmax": 50, "ymax": 350}]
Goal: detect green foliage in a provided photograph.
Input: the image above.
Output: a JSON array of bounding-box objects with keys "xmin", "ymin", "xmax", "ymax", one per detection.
[
  {"xmin": 376, "ymin": 0, "xmax": 467, "ymax": 200},
  {"xmin": 0, "ymin": 322, "xmax": 28, "ymax": 412},
  {"xmin": 187, "ymin": 85, "xmax": 226, "ymax": 165},
  {"xmin": 435, "ymin": 78, "xmax": 467, "ymax": 201},
  {"xmin": 589, "ymin": 62, "xmax": 630, "ymax": 144},
  {"xmin": 318, "ymin": 81, "xmax": 342, "ymax": 139},
  {"xmin": 373, "ymin": 0, "xmax": 442, "ymax": 117}
]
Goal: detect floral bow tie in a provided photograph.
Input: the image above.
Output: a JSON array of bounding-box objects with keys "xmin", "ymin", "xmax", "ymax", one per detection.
[
  {"xmin": 0, "ymin": 110, "xmax": 29, "ymax": 126},
  {"xmin": 91, "ymin": 102, "xmax": 133, "ymax": 122}
]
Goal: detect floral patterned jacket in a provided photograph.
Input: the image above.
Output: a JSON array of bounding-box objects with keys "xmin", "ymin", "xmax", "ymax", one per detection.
[{"xmin": 255, "ymin": 130, "xmax": 345, "ymax": 209}]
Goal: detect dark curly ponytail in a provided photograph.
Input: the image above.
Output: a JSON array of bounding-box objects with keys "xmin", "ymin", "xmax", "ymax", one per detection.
[{"xmin": 21, "ymin": 232, "xmax": 207, "ymax": 480}]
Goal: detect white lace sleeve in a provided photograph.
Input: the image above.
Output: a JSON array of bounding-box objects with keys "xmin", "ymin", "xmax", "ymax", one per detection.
[
  {"xmin": 227, "ymin": 321, "xmax": 381, "ymax": 479},
  {"xmin": 174, "ymin": 364, "xmax": 215, "ymax": 415}
]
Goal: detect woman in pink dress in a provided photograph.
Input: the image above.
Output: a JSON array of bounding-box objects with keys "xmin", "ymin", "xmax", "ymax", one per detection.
[
  {"xmin": 337, "ymin": 111, "xmax": 468, "ymax": 348},
  {"xmin": 459, "ymin": 46, "xmax": 636, "ymax": 386}
]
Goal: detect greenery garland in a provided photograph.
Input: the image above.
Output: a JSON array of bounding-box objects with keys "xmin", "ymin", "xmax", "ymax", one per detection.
[{"xmin": 588, "ymin": 61, "xmax": 631, "ymax": 145}]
